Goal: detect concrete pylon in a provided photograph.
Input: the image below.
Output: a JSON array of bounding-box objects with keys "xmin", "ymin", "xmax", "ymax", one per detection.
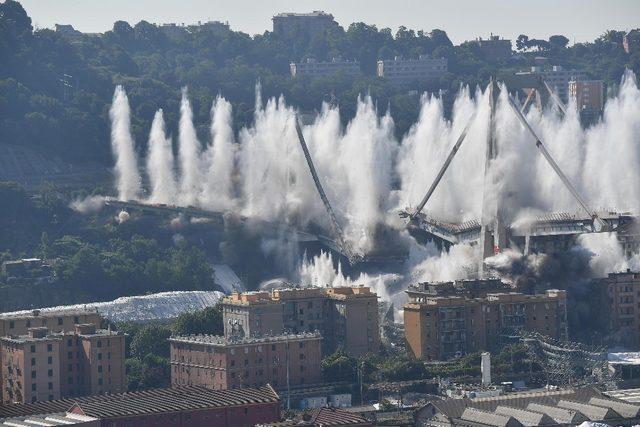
[{"xmin": 479, "ymin": 77, "xmax": 507, "ymax": 275}]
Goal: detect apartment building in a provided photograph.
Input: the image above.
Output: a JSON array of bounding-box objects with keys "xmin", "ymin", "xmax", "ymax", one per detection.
[
  {"xmin": 221, "ymin": 286, "xmax": 380, "ymax": 356},
  {"xmin": 170, "ymin": 332, "xmax": 322, "ymax": 391},
  {"xmin": 272, "ymin": 11, "xmax": 338, "ymax": 39},
  {"xmin": 603, "ymin": 270, "xmax": 640, "ymax": 344},
  {"xmin": 1, "ymin": 324, "xmax": 125, "ymax": 404},
  {"xmin": 517, "ymin": 65, "xmax": 587, "ymax": 102},
  {"xmin": 472, "ymin": 35, "xmax": 512, "ymax": 61},
  {"xmin": 377, "ymin": 55, "xmax": 447, "ymax": 86},
  {"xmin": 569, "ymin": 79, "xmax": 605, "ymax": 122},
  {"xmin": 404, "ymin": 280, "xmax": 567, "ymax": 360},
  {"xmin": 290, "ymin": 58, "xmax": 361, "ymax": 79}
]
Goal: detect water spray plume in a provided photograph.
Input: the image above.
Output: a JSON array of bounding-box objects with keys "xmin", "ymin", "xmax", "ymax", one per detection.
[{"xmin": 109, "ymin": 86, "xmax": 141, "ymax": 201}]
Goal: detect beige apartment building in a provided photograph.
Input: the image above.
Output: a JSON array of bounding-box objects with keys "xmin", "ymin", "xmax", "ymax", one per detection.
[
  {"xmin": 1, "ymin": 323, "xmax": 125, "ymax": 404},
  {"xmin": 221, "ymin": 286, "xmax": 380, "ymax": 356},
  {"xmin": 170, "ymin": 332, "xmax": 322, "ymax": 391},
  {"xmin": 404, "ymin": 280, "xmax": 567, "ymax": 361},
  {"xmin": 604, "ymin": 270, "xmax": 640, "ymax": 345}
]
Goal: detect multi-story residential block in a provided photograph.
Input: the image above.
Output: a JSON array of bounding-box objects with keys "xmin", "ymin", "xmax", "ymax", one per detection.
[
  {"xmin": 603, "ymin": 270, "xmax": 640, "ymax": 344},
  {"xmin": 169, "ymin": 332, "xmax": 322, "ymax": 391},
  {"xmin": 404, "ymin": 280, "xmax": 567, "ymax": 361},
  {"xmin": 517, "ymin": 65, "xmax": 587, "ymax": 102},
  {"xmin": 290, "ymin": 58, "xmax": 361, "ymax": 79},
  {"xmin": 569, "ymin": 79, "xmax": 605, "ymax": 121},
  {"xmin": 377, "ymin": 55, "xmax": 447, "ymax": 86},
  {"xmin": 272, "ymin": 11, "xmax": 338, "ymax": 39},
  {"xmin": 221, "ymin": 286, "xmax": 380, "ymax": 356},
  {"xmin": 1, "ymin": 324, "xmax": 125, "ymax": 404},
  {"xmin": 472, "ymin": 35, "xmax": 512, "ymax": 61}
]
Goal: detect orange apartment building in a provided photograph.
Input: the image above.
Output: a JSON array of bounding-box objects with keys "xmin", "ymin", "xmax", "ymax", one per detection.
[
  {"xmin": 604, "ymin": 270, "xmax": 640, "ymax": 345},
  {"xmin": 0, "ymin": 309, "xmax": 102, "ymax": 337},
  {"xmin": 170, "ymin": 332, "xmax": 322, "ymax": 391},
  {"xmin": 220, "ymin": 286, "xmax": 380, "ymax": 356},
  {"xmin": 404, "ymin": 279, "xmax": 568, "ymax": 360},
  {"xmin": 1, "ymin": 323, "xmax": 126, "ymax": 404}
]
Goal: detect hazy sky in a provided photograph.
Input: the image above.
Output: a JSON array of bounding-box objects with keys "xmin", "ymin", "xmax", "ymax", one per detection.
[{"xmin": 19, "ymin": 0, "xmax": 640, "ymax": 45}]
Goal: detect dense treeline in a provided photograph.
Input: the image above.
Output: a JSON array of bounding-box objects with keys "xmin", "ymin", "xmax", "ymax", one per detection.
[
  {"xmin": 0, "ymin": 182, "xmax": 216, "ymax": 309},
  {"xmin": 117, "ymin": 305, "xmax": 224, "ymax": 391},
  {"xmin": 1, "ymin": 0, "xmax": 638, "ymax": 166}
]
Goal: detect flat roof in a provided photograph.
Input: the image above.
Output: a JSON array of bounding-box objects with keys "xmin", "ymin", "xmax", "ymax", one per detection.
[{"xmin": 170, "ymin": 332, "xmax": 322, "ymax": 347}]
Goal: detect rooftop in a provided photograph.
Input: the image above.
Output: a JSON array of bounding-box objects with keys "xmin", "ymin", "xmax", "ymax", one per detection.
[
  {"xmin": 0, "ymin": 412, "xmax": 98, "ymax": 426},
  {"xmin": 258, "ymin": 406, "xmax": 370, "ymax": 426},
  {"xmin": 0, "ymin": 385, "xmax": 280, "ymax": 419},
  {"xmin": 273, "ymin": 11, "xmax": 334, "ymax": 19},
  {"xmin": 170, "ymin": 331, "xmax": 323, "ymax": 346},
  {"xmin": 419, "ymin": 387, "xmax": 639, "ymax": 426}
]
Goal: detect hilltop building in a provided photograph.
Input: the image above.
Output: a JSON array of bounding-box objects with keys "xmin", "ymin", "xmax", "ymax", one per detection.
[
  {"xmin": 471, "ymin": 35, "xmax": 512, "ymax": 61},
  {"xmin": 291, "ymin": 58, "xmax": 361, "ymax": 79},
  {"xmin": 516, "ymin": 65, "xmax": 587, "ymax": 102},
  {"xmin": 220, "ymin": 286, "xmax": 380, "ymax": 356},
  {"xmin": 1, "ymin": 324, "xmax": 125, "ymax": 404},
  {"xmin": 376, "ymin": 56, "xmax": 447, "ymax": 86},
  {"xmin": 170, "ymin": 332, "xmax": 322, "ymax": 391},
  {"xmin": 272, "ymin": 11, "xmax": 338, "ymax": 39},
  {"xmin": 404, "ymin": 279, "xmax": 567, "ymax": 360}
]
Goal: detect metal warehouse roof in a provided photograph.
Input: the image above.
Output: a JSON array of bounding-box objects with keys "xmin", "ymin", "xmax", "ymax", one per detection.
[{"xmin": 0, "ymin": 385, "xmax": 279, "ymax": 419}]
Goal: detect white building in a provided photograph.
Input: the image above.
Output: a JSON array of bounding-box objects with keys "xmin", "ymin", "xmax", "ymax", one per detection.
[
  {"xmin": 290, "ymin": 58, "xmax": 361, "ymax": 79},
  {"xmin": 377, "ymin": 55, "xmax": 447, "ymax": 86}
]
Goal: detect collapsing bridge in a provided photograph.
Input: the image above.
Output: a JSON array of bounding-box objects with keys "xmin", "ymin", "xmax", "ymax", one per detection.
[{"xmin": 400, "ymin": 76, "xmax": 637, "ymax": 268}]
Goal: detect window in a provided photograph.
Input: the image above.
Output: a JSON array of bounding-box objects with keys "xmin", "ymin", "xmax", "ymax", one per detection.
[
  {"xmin": 31, "ymin": 371, "xmax": 36, "ymax": 379},
  {"xmin": 31, "ymin": 358, "xmax": 36, "ymax": 366},
  {"xmin": 58, "ymin": 318, "xmax": 63, "ymax": 326},
  {"xmin": 68, "ymin": 351, "xmax": 72, "ymax": 359},
  {"xmin": 48, "ymin": 382, "xmax": 53, "ymax": 390},
  {"xmin": 31, "ymin": 383, "xmax": 36, "ymax": 391},
  {"xmin": 98, "ymin": 353, "xmax": 102, "ymax": 360},
  {"xmin": 271, "ymin": 344, "xmax": 276, "ymax": 351},
  {"xmin": 97, "ymin": 340, "xmax": 102, "ymax": 348},
  {"xmin": 47, "ymin": 344, "xmax": 52, "ymax": 352},
  {"xmin": 9, "ymin": 321, "xmax": 14, "ymax": 329},
  {"xmin": 30, "ymin": 345, "xmax": 36, "ymax": 353},
  {"xmin": 48, "ymin": 356, "xmax": 52, "ymax": 364},
  {"xmin": 98, "ymin": 365, "xmax": 103, "ymax": 373},
  {"xmin": 68, "ymin": 377, "xmax": 73, "ymax": 385},
  {"xmin": 299, "ymin": 342, "xmax": 304, "ymax": 349},
  {"xmin": 68, "ymin": 364, "xmax": 72, "ymax": 372},
  {"xmin": 26, "ymin": 320, "xmax": 31, "ymax": 328},
  {"xmin": 107, "ymin": 352, "xmax": 111, "ymax": 360},
  {"xmin": 48, "ymin": 369, "xmax": 53, "ymax": 377},
  {"xmin": 98, "ymin": 378, "xmax": 103, "ymax": 385},
  {"xmin": 67, "ymin": 339, "xmax": 72, "ymax": 347}
]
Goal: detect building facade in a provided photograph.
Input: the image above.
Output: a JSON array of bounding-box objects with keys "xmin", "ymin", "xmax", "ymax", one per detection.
[
  {"xmin": 472, "ymin": 35, "xmax": 512, "ymax": 61},
  {"xmin": 517, "ymin": 65, "xmax": 587, "ymax": 102},
  {"xmin": 377, "ymin": 56, "xmax": 447, "ymax": 86},
  {"xmin": 170, "ymin": 332, "xmax": 322, "ymax": 391},
  {"xmin": 221, "ymin": 286, "xmax": 380, "ymax": 356},
  {"xmin": 291, "ymin": 58, "xmax": 360, "ymax": 79},
  {"xmin": 0, "ymin": 309, "xmax": 102, "ymax": 337},
  {"xmin": 569, "ymin": 79, "xmax": 605, "ymax": 121},
  {"xmin": 603, "ymin": 270, "xmax": 640, "ymax": 344},
  {"xmin": 272, "ymin": 11, "xmax": 338, "ymax": 39},
  {"xmin": 1, "ymin": 324, "xmax": 125, "ymax": 404},
  {"xmin": 404, "ymin": 281, "xmax": 567, "ymax": 360}
]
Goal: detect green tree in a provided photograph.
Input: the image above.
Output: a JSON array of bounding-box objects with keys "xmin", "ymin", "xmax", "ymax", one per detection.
[
  {"xmin": 321, "ymin": 349, "xmax": 358, "ymax": 383},
  {"xmin": 130, "ymin": 324, "xmax": 172, "ymax": 359},
  {"xmin": 172, "ymin": 305, "xmax": 223, "ymax": 336}
]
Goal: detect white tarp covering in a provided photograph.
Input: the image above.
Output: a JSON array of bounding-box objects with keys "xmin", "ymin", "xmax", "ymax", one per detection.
[
  {"xmin": 0, "ymin": 290, "xmax": 224, "ymax": 323},
  {"xmin": 607, "ymin": 352, "xmax": 640, "ymax": 365}
]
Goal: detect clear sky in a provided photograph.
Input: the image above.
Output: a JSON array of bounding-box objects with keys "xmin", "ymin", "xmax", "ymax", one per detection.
[{"xmin": 18, "ymin": 0, "xmax": 640, "ymax": 45}]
